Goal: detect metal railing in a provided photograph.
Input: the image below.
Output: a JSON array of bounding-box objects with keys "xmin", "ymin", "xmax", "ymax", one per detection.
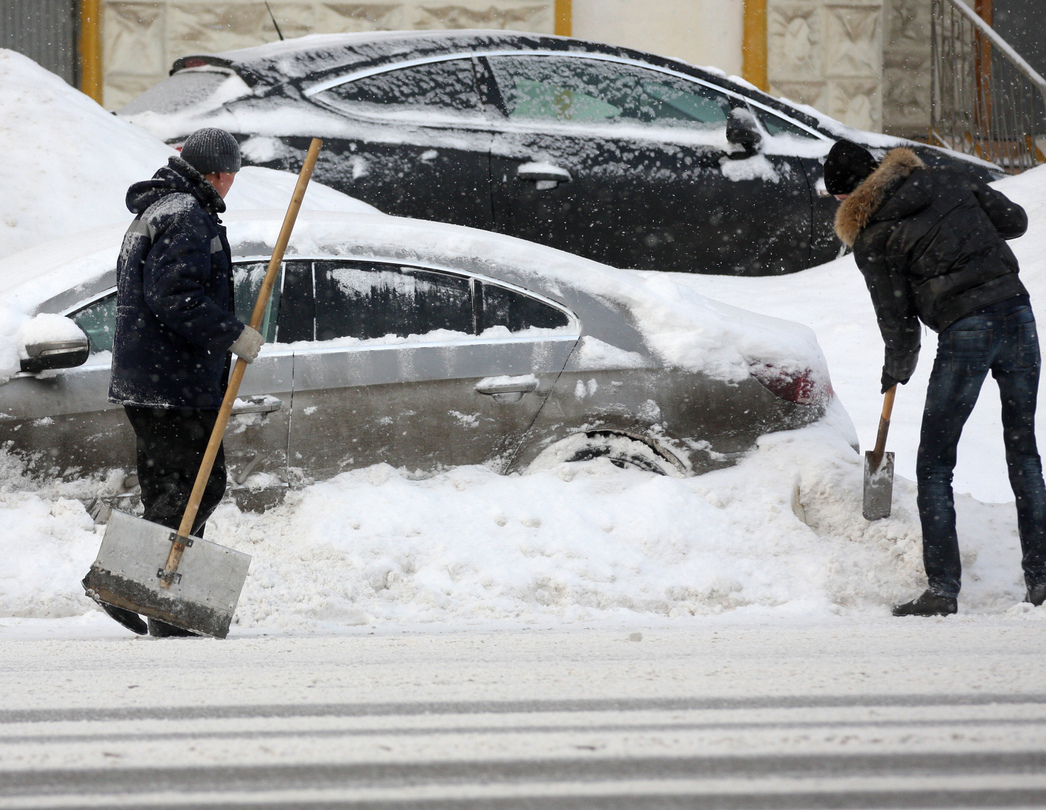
[{"xmin": 931, "ymin": 0, "xmax": 1046, "ymax": 172}]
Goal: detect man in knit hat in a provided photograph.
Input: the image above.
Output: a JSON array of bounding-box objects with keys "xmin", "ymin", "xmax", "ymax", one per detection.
[
  {"xmin": 90, "ymin": 128, "xmax": 264, "ymax": 636},
  {"xmin": 827, "ymin": 138, "xmax": 1046, "ymax": 616}
]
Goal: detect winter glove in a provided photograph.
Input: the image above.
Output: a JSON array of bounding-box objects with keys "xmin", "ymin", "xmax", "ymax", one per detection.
[
  {"xmin": 881, "ymin": 370, "xmax": 909, "ymax": 394},
  {"xmin": 230, "ymin": 325, "xmax": 264, "ymax": 364}
]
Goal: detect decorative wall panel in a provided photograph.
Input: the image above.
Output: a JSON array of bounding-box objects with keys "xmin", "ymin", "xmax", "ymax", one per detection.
[
  {"xmin": 767, "ymin": 0, "xmax": 883, "ymax": 131},
  {"xmin": 411, "ymin": 3, "xmax": 551, "ymax": 29},
  {"xmin": 766, "ymin": 0, "xmax": 935, "ymax": 135},
  {"xmin": 882, "ymin": 0, "xmax": 931, "ymax": 137},
  {"xmin": 101, "ymin": 0, "xmax": 554, "ymax": 109}
]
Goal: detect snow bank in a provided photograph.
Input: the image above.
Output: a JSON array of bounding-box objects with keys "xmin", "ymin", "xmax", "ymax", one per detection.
[
  {"xmin": 0, "ymin": 48, "xmax": 375, "ymax": 261},
  {"xmin": 2, "ymin": 416, "xmax": 1042, "ymax": 635}
]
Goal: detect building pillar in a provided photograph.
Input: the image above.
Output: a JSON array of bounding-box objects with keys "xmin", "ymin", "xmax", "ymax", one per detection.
[
  {"xmin": 743, "ymin": 0, "xmax": 768, "ymax": 90},
  {"xmin": 79, "ymin": 0, "xmax": 103, "ymax": 104}
]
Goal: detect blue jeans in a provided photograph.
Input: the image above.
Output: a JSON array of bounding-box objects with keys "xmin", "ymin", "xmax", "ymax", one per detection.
[{"xmin": 916, "ymin": 300, "xmax": 1046, "ymax": 597}]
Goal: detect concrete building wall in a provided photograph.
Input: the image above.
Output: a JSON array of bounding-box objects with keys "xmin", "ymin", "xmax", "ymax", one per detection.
[
  {"xmin": 571, "ymin": 0, "xmax": 745, "ymax": 77},
  {"xmin": 766, "ymin": 0, "xmax": 884, "ymax": 132},
  {"xmin": 100, "ymin": 0, "xmax": 555, "ymax": 109}
]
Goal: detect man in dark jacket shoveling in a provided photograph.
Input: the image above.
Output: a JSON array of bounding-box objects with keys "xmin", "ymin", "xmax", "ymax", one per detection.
[
  {"xmin": 827, "ymin": 139, "xmax": 1046, "ymax": 616},
  {"xmin": 91, "ymin": 128, "xmax": 264, "ymax": 636}
]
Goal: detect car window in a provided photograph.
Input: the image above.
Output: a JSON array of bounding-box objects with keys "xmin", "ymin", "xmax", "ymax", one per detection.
[
  {"xmin": 314, "ymin": 59, "xmax": 483, "ymax": 117},
  {"xmin": 65, "ymin": 262, "xmax": 290, "ymax": 356},
  {"xmin": 314, "ymin": 261, "xmax": 473, "ymax": 341},
  {"xmin": 487, "ymin": 55, "xmax": 730, "ymax": 128},
  {"xmin": 752, "ymin": 107, "xmax": 819, "ymax": 139},
  {"xmin": 70, "ymin": 293, "xmax": 116, "ymax": 355},
  {"xmin": 233, "ymin": 261, "xmax": 284, "ymax": 343},
  {"xmin": 479, "ymin": 282, "xmax": 569, "ymax": 332}
]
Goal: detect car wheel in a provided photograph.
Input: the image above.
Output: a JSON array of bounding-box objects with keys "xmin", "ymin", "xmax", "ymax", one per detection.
[{"xmin": 531, "ymin": 431, "xmax": 686, "ymax": 477}]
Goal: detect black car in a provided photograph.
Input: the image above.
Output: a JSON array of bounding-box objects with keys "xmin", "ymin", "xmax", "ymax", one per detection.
[{"xmin": 120, "ymin": 30, "xmax": 1001, "ymax": 276}]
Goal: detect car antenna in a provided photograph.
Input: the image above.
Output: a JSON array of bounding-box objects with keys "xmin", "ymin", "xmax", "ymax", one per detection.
[{"xmin": 264, "ymin": 1, "xmax": 285, "ymax": 40}]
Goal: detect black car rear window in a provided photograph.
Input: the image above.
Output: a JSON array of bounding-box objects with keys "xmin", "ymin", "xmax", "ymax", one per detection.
[{"xmin": 315, "ymin": 59, "xmax": 483, "ymax": 116}]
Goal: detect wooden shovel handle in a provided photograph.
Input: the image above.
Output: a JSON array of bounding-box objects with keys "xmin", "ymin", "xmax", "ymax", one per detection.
[
  {"xmin": 159, "ymin": 138, "xmax": 323, "ymax": 587},
  {"xmin": 870, "ymin": 384, "xmax": 897, "ymax": 469}
]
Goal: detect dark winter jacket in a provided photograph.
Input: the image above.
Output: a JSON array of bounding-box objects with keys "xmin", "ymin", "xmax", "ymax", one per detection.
[
  {"xmin": 108, "ymin": 156, "xmax": 244, "ymax": 409},
  {"xmin": 834, "ymin": 147, "xmax": 1028, "ymax": 384}
]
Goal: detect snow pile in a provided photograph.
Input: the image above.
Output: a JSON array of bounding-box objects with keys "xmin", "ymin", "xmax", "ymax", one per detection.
[
  {"xmin": 2, "ymin": 416, "xmax": 1043, "ymax": 635},
  {"xmin": 1, "ymin": 54, "xmax": 1045, "ymax": 636},
  {"xmin": 0, "ymin": 48, "xmax": 375, "ymax": 261}
]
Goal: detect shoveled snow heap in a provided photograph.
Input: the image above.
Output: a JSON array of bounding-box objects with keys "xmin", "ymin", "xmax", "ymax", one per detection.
[{"xmin": 0, "ymin": 48, "xmax": 375, "ymax": 261}]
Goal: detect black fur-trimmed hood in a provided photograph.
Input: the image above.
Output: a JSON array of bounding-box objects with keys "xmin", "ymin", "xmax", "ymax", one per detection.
[{"xmin": 833, "ymin": 148, "xmax": 925, "ymax": 247}]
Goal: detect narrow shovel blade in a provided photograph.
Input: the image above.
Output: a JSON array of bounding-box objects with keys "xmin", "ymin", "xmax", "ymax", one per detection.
[
  {"xmin": 863, "ymin": 450, "xmax": 895, "ymax": 521},
  {"xmin": 82, "ymin": 510, "xmax": 251, "ymax": 638}
]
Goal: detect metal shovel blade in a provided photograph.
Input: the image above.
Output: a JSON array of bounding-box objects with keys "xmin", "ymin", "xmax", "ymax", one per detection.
[
  {"xmin": 863, "ymin": 450, "xmax": 895, "ymax": 521},
  {"xmin": 82, "ymin": 510, "xmax": 251, "ymax": 638}
]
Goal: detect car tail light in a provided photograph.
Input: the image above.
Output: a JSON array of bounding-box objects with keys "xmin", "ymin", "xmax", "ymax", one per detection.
[
  {"xmin": 749, "ymin": 363, "xmax": 832, "ymax": 405},
  {"xmin": 180, "ymin": 58, "xmax": 210, "ymax": 69}
]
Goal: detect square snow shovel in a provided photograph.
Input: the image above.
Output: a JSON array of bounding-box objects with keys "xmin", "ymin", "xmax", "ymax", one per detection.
[
  {"xmin": 863, "ymin": 384, "xmax": 897, "ymax": 521},
  {"xmin": 83, "ymin": 138, "xmax": 323, "ymax": 638}
]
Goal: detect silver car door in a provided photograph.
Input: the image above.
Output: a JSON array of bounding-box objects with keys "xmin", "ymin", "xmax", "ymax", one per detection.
[
  {"xmin": 0, "ymin": 291, "xmax": 131, "ymax": 478},
  {"xmin": 286, "ymin": 259, "xmax": 579, "ymax": 479},
  {"xmin": 225, "ymin": 261, "xmax": 296, "ymax": 487},
  {"xmin": 0, "ymin": 267, "xmax": 293, "ymax": 486}
]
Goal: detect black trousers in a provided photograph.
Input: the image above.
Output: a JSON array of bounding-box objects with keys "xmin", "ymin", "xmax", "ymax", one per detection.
[{"xmin": 123, "ymin": 405, "xmax": 227, "ymax": 538}]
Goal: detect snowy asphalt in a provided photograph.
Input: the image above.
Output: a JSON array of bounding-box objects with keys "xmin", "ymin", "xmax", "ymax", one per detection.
[{"xmin": 2, "ymin": 622, "xmax": 1045, "ymax": 808}]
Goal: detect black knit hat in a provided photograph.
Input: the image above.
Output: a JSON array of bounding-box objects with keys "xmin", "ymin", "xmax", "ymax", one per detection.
[
  {"xmin": 824, "ymin": 139, "xmax": 878, "ymax": 195},
  {"xmin": 180, "ymin": 128, "xmax": 241, "ymax": 175}
]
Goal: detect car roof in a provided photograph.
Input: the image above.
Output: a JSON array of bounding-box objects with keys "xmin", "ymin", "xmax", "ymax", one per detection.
[
  {"xmin": 177, "ymin": 30, "xmax": 666, "ymax": 86},
  {"xmin": 0, "ymin": 209, "xmax": 623, "ymax": 302},
  {"xmin": 0, "ymin": 210, "xmax": 649, "ymax": 353},
  {"xmin": 167, "ymin": 29, "xmax": 826, "ymax": 132},
  {"xmin": 0, "ymin": 209, "xmax": 826, "ymax": 381}
]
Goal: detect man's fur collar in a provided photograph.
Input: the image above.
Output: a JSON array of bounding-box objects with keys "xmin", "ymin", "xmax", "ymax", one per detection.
[{"xmin": 833, "ymin": 148, "xmax": 925, "ymax": 247}]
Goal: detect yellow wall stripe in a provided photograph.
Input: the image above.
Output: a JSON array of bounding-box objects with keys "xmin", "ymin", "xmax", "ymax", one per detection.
[
  {"xmin": 79, "ymin": 0, "xmax": 103, "ymax": 104},
  {"xmin": 555, "ymin": 0, "xmax": 572, "ymax": 37},
  {"xmin": 742, "ymin": 0, "xmax": 768, "ymax": 91}
]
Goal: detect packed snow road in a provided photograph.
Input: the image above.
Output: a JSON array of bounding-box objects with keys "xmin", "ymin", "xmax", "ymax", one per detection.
[{"xmin": 2, "ymin": 622, "xmax": 1045, "ymax": 809}]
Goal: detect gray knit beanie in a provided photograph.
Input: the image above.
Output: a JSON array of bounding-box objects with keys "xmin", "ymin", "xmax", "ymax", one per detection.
[{"xmin": 180, "ymin": 128, "xmax": 241, "ymax": 175}]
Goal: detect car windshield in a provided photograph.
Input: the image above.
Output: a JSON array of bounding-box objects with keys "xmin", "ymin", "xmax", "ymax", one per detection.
[{"xmin": 120, "ymin": 69, "xmax": 245, "ymax": 115}]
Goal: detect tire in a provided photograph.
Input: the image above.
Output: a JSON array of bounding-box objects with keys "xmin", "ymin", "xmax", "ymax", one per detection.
[{"xmin": 533, "ymin": 432, "xmax": 685, "ymax": 477}]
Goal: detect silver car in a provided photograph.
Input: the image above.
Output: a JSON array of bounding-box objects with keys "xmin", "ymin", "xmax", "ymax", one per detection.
[{"xmin": 0, "ymin": 210, "xmax": 840, "ymax": 506}]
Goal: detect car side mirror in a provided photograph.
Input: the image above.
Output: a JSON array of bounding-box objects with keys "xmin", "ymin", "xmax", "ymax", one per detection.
[
  {"xmin": 726, "ymin": 107, "xmax": 763, "ymax": 158},
  {"xmin": 19, "ymin": 315, "xmax": 90, "ymax": 374}
]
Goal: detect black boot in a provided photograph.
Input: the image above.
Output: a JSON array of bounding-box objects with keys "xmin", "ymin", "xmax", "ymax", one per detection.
[
  {"xmin": 81, "ymin": 576, "xmax": 148, "ymax": 635},
  {"xmin": 1026, "ymin": 583, "xmax": 1046, "ymax": 607},
  {"xmin": 892, "ymin": 590, "xmax": 957, "ymax": 617},
  {"xmin": 147, "ymin": 618, "xmax": 198, "ymax": 638}
]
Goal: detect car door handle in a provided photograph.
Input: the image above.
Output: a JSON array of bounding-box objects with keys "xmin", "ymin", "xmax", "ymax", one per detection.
[
  {"xmin": 475, "ymin": 375, "xmax": 539, "ymax": 396},
  {"xmin": 232, "ymin": 394, "xmax": 283, "ymax": 416},
  {"xmin": 516, "ymin": 163, "xmax": 572, "ymax": 187},
  {"xmin": 475, "ymin": 375, "xmax": 539, "ymax": 403}
]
